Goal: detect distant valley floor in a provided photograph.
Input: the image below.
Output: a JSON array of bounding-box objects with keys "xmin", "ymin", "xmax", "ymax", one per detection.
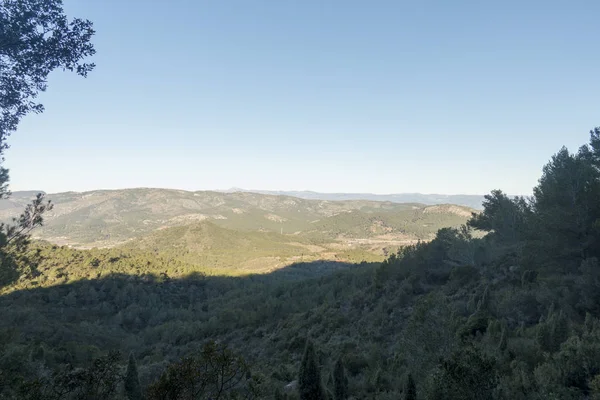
[{"xmin": 1, "ymin": 188, "xmax": 474, "ymax": 274}]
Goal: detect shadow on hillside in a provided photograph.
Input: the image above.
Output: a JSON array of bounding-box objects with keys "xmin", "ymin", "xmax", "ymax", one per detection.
[
  {"xmin": 0, "ymin": 260, "xmax": 376, "ymax": 332},
  {"xmin": 0, "ymin": 259, "xmax": 378, "ymax": 374}
]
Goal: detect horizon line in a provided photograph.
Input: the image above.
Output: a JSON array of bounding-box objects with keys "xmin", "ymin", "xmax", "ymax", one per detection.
[{"xmin": 5, "ymin": 186, "xmax": 530, "ymax": 198}]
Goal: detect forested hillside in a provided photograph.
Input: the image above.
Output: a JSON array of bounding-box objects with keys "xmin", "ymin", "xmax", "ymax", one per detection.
[
  {"xmin": 1, "ymin": 1, "xmax": 599, "ymax": 399},
  {"xmin": 2, "ymin": 129, "xmax": 600, "ymax": 399},
  {"xmin": 0, "ymin": 189, "xmax": 472, "ymax": 248},
  {"xmin": 0, "ymin": 190, "xmax": 474, "ymax": 276}
]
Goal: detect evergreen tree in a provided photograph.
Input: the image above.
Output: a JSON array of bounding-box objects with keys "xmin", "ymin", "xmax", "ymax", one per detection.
[
  {"xmin": 124, "ymin": 353, "xmax": 142, "ymax": 400},
  {"xmin": 467, "ymin": 190, "xmax": 529, "ymax": 244},
  {"xmin": 403, "ymin": 373, "xmax": 416, "ymax": 400},
  {"xmin": 298, "ymin": 340, "xmax": 325, "ymax": 400},
  {"xmin": 333, "ymin": 357, "xmax": 348, "ymax": 400},
  {"xmin": 532, "ymin": 146, "xmax": 600, "ymax": 270}
]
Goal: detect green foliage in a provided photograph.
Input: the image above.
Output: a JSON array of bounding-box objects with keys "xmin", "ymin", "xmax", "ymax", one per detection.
[
  {"xmin": 426, "ymin": 346, "xmax": 497, "ymax": 400},
  {"xmin": 536, "ymin": 309, "xmax": 570, "ymax": 353},
  {"xmin": 590, "ymin": 374, "xmax": 600, "ymax": 400},
  {"xmin": 1, "ymin": 190, "xmax": 473, "ymax": 249},
  {"xmin": 403, "ymin": 373, "xmax": 416, "ymax": 400},
  {"xmin": 298, "ymin": 340, "xmax": 325, "ymax": 400},
  {"xmin": 467, "ymin": 190, "xmax": 529, "ymax": 244},
  {"xmin": 460, "ymin": 310, "xmax": 489, "ymax": 339},
  {"xmin": 4, "ymin": 126, "xmax": 600, "ymax": 398},
  {"xmin": 146, "ymin": 341, "xmax": 260, "ymax": 399},
  {"xmin": 19, "ymin": 351, "xmax": 122, "ymax": 400},
  {"xmin": 332, "ymin": 357, "xmax": 348, "ymax": 400},
  {"xmin": 0, "ymin": 0, "xmax": 94, "ymax": 289},
  {"xmin": 125, "ymin": 353, "xmax": 142, "ymax": 400}
]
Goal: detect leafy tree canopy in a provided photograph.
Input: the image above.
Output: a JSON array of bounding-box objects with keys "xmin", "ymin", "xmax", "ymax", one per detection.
[{"xmin": 0, "ymin": 0, "xmax": 95, "ymax": 282}]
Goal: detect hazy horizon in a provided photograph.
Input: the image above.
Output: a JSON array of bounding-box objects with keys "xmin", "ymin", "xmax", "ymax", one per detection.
[{"xmin": 7, "ymin": 186, "xmax": 496, "ymax": 197}]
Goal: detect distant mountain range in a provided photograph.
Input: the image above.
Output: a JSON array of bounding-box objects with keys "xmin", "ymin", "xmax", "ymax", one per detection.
[
  {"xmin": 221, "ymin": 188, "xmax": 486, "ymax": 209},
  {"xmin": 5, "ymin": 188, "xmax": 488, "ymax": 209},
  {"xmin": 0, "ymin": 188, "xmax": 475, "ymax": 249}
]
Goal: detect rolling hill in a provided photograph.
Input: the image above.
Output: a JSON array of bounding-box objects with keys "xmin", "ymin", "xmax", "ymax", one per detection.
[
  {"xmin": 119, "ymin": 222, "xmax": 324, "ymax": 275},
  {"xmin": 0, "ymin": 189, "xmax": 476, "ymax": 252}
]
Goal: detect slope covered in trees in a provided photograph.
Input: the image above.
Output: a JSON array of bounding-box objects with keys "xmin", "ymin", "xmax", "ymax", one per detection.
[
  {"xmin": 1, "ymin": 129, "xmax": 600, "ymax": 398},
  {"xmin": 0, "ymin": 189, "xmax": 473, "ymax": 250},
  {"xmin": 2, "ymin": 1, "xmax": 600, "ymax": 398}
]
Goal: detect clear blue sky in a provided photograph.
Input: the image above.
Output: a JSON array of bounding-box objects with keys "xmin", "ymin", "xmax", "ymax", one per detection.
[{"xmin": 6, "ymin": 0, "xmax": 600, "ymax": 195}]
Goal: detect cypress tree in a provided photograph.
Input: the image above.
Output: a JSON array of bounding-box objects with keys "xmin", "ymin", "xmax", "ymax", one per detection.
[
  {"xmin": 298, "ymin": 340, "xmax": 325, "ymax": 400},
  {"xmin": 333, "ymin": 357, "xmax": 348, "ymax": 400},
  {"xmin": 124, "ymin": 352, "xmax": 142, "ymax": 400},
  {"xmin": 403, "ymin": 373, "xmax": 416, "ymax": 400}
]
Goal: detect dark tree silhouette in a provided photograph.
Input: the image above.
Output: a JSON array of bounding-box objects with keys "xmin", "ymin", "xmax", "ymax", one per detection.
[
  {"xmin": 298, "ymin": 339, "xmax": 325, "ymax": 400},
  {"xmin": 125, "ymin": 353, "xmax": 142, "ymax": 400},
  {"xmin": 333, "ymin": 357, "xmax": 348, "ymax": 400},
  {"xmin": 403, "ymin": 373, "xmax": 416, "ymax": 400},
  {"xmin": 146, "ymin": 340, "xmax": 260, "ymax": 399}
]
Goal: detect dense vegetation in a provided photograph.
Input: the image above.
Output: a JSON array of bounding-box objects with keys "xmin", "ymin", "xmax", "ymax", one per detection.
[
  {"xmin": 3, "ymin": 1, "xmax": 600, "ymax": 399},
  {"xmin": 0, "ymin": 190, "xmax": 473, "ymax": 275},
  {"xmin": 0, "ymin": 128, "xmax": 600, "ymax": 399}
]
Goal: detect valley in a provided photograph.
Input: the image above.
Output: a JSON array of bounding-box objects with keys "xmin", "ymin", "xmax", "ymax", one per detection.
[
  {"xmin": 1, "ymin": 1, "xmax": 596, "ymax": 397},
  {"xmin": 0, "ymin": 189, "xmax": 474, "ymax": 275}
]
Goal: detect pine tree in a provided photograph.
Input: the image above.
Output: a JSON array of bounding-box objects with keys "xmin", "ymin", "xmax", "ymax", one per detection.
[
  {"xmin": 298, "ymin": 340, "xmax": 325, "ymax": 400},
  {"xmin": 124, "ymin": 352, "xmax": 142, "ymax": 400},
  {"xmin": 403, "ymin": 373, "xmax": 416, "ymax": 400},
  {"xmin": 333, "ymin": 357, "xmax": 348, "ymax": 400}
]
